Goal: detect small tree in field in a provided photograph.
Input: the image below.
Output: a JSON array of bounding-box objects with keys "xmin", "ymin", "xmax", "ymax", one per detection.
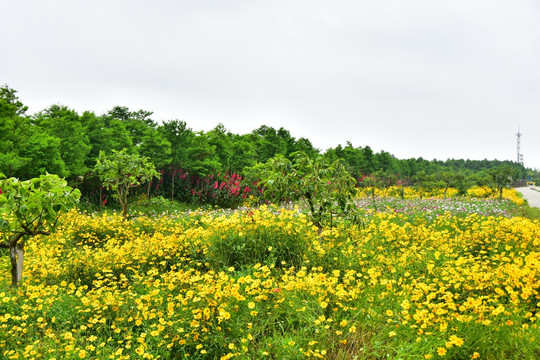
[
  {"xmin": 251, "ymin": 152, "xmax": 363, "ymax": 231},
  {"xmin": 489, "ymin": 165, "xmax": 519, "ymax": 199},
  {"xmin": 0, "ymin": 173, "xmax": 80, "ymax": 287},
  {"xmin": 94, "ymin": 149, "xmax": 160, "ymax": 219}
]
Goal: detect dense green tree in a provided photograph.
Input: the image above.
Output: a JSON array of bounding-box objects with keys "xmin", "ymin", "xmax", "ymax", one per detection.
[
  {"xmin": 229, "ymin": 134, "xmax": 258, "ymax": 172},
  {"xmin": 17, "ymin": 128, "xmax": 66, "ymax": 179},
  {"xmin": 186, "ymin": 132, "xmax": 221, "ymax": 177},
  {"xmin": 33, "ymin": 105, "xmax": 92, "ymax": 180},
  {"xmin": 138, "ymin": 129, "xmax": 171, "ymax": 198},
  {"xmin": 159, "ymin": 120, "xmax": 194, "ymax": 200},
  {"xmin": 251, "ymin": 125, "xmax": 286, "ymax": 162},
  {"xmin": 85, "ymin": 112, "xmax": 133, "ymax": 168},
  {"xmin": 276, "ymin": 128, "xmax": 296, "ymax": 158},
  {"xmin": 0, "ymin": 85, "xmax": 30, "ymax": 177},
  {"xmin": 361, "ymin": 146, "xmax": 376, "ymax": 174},
  {"xmin": 207, "ymin": 123, "xmax": 233, "ymax": 171},
  {"xmin": 342, "ymin": 142, "xmax": 365, "ymax": 179},
  {"xmin": 293, "ymin": 137, "xmax": 319, "ymax": 158},
  {"xmin": 107, "ymin": 106, "xmax": 155, "ymax": 148},
  {"xmin": 139, "ymin": 128, "xmax": 171, "ymax": 170},
  {"xmin": 160, "ymin": 120, "xmax": 193, "ymax": 170},
  {"xmin": 375, "ymin": 151, "xmax": 397, "ymax": 173}
]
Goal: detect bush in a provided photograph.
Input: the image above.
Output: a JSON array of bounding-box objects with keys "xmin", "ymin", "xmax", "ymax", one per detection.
[{"xmin": 206, "ymin": 207, "xmax": 313, "ymax": 271}]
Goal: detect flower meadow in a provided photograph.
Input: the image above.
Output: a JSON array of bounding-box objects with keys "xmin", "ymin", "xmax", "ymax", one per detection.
[{"xmin": 1, "ymin": 189, "xmax": 540, "ymax": 359}]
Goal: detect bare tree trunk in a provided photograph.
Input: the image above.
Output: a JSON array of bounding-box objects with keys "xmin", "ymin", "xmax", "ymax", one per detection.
[
  {"xmin": 9, "ymin": 242, "xmax": 24, "ymax": 287},
  {"xmin": 171, "ymin": 171, "xmax": 175, "ymax": 201}
]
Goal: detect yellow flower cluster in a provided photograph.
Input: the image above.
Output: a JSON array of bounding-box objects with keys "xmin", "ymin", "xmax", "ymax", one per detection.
[
  {"xmin": 466, "ymin": 186, "xmax": 525, "ymax": 205},
  {"xmin": 356, "ymin": 186, "xmax": 460, "ymax": 199},
  {"xmin": 356, "ymin": 185, "xmax": 525, "ymax": 205},
  {"xmin": 0, "ymin": 202, "xmax": 539, "ymax": 358}
]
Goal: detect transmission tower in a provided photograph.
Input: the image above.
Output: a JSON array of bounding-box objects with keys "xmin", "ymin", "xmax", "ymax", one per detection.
[{"xmin": 516, "ymin": 127, "xmax": 523, "ymax": 165}]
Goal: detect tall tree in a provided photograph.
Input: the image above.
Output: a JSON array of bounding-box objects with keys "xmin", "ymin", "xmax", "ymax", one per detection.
[
  {"xmin": 17, "ymin": 128, "xmax": 66, "ymax": 179},
  {"xmin": 159, "ymin": 120, "xmax": 194, "ymax": 200},
  {"xmin": 33, "ymin": 105, "xmax": 92, "ymax": 180},
  {"xmin": 207, "ymin": 123, "xmax": 233, "ymax": 171},
  {"xmin": 251, "ymin": 125, "xmax": 286, "ymax": 162},
  {"xmin": 230, "ymin": 134, "xmax": 258, "ymax": 172},
  {"xmin": 84, "ymin": 111, "xmax": 133, "ymax": 168},
  {"xmin": 0, "ymin": 85, "xmax": 30, "ymax": 177},
  {"xmin": 186, "ymin": 132, "xmax": 221, "ymax": 177}
]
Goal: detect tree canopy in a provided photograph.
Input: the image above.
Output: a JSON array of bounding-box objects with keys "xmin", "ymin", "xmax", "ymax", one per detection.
[{"xmin": 0, "ymin": 83, "xmax": 536, "ymax": 206}]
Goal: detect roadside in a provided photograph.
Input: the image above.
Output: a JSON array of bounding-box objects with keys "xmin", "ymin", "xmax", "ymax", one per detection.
[{"xmin": 515, "ymin": 186, "xmax": 540, "ymax": 209}]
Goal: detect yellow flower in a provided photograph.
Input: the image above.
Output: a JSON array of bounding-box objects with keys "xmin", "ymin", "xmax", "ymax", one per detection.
[
  {"xmin": 449, "ymin": 335, "xmax": 464, "ymax": 347},
  {"xmin": 437, "ymin": 347, "xmax": 447, "ymax": 356},
  {"xmin": 471, "ymin": 352, "xmax": 480, "ymax": 359},
  {"xmin": 248, "ymin": 302, "xmax": 255, "ymax": 309}
]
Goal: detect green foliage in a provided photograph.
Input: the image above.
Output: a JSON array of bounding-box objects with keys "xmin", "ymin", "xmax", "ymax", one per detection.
[
  {"xmin": 94, "ymin": 149, "xmax": 160, "ymax": 219},
  {"xmin": 85, "ymin": 112, "xmax": 133, "ymax": 169},
  {"xmin": 33, "ymin": 104, "xmax": 92, "ymax": 180},
  {"xmin": 489, "ymin": 165, "xmax": 519, "ymax": 199},
  {"xmin": 251, "ymin": 152, "xmax": 363, "ymax": 230},
  {"xmin": 186, "ymin": 132, "xmax": 221, "ymax": 176},
  {"xmin": 0, "ymin": 173, "xmax": 80, "ymax": 286},
  {"xmin": 0, "ymin": 85, "xmax": 31, "ymax": 177},
  {"xmin": 207, "ymin": 123, "xmax": 234, "ymax": 171},
  {"xmin": 207, "ymin": 217, "xmax": 309, "ymax": 271},
  {"xmin": 229, "ymin": 134, "xmax": 258, "ymax": 172},
  {"xmin": 519, "ymin": 202, "xmax": 540, "ymax": 221},
  {"xmin": 129, "ymin": 196, "xmax": 199, "ymax": 217},
  {"xmin": 1, "ymin": 82, "xmax": 538, "ymax": 205}
]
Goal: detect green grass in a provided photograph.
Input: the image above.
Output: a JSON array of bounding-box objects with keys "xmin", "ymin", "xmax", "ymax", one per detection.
[
  {"xmin": 519, "ymin": 203, "xmax": 540, "ymax": 221},
  {"xmin": 77, "ymin": 195, "xmax": 201, "ymax": 216}
]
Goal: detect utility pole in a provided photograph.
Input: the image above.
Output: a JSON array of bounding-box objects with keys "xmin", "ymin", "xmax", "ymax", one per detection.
[{"xmin": 516, "ymin": 127, "xmax": 523, "ymax": 165}]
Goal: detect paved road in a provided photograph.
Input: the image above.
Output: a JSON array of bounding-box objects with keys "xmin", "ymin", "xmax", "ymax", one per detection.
[{"xmin": 515, "ymin": 187, "xmax": 540, "ymax": 209}]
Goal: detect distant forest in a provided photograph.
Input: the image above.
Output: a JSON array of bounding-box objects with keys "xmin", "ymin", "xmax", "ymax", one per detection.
[{"xmin": 1, "ymin": 85, "xmax": 537, "ymax": 204}]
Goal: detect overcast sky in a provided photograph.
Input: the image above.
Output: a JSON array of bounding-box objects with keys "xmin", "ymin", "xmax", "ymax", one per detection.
[{"xmin": 3, "ymin": 1, "xmax": 540, "ymax": 170}]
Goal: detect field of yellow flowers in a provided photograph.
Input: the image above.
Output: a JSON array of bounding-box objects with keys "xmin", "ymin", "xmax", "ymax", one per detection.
[{"xmin": 1, "ymin": 188, "xmax": 539, "ymax": 359}]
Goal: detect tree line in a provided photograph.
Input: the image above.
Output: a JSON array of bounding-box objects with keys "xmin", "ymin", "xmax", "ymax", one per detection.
[{"xmin": 1, "ymin": 84, "xmax": 536, "ymax": 205}]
